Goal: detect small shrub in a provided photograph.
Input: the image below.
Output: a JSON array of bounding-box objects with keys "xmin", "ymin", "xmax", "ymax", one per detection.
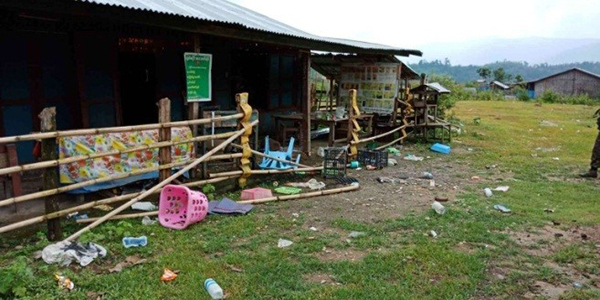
[
  {"xmin": 0, "ymin": 256, "xmax": 34, "ymax": 298},
  {"xmin": 538, "ymin": 91, "xmax": 598, "ymax": 105},
  {"xmin": 513, "ymin": 86, "xmax": 530, "ymax": 101},
  {"xmin": 202, "ymin": 184, "xmax": 216, "ymax": 200}
]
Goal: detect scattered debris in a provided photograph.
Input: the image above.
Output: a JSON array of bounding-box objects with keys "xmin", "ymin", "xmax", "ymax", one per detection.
[
  {"xmin": 366, "ymin": 165, "xmax": 377, "ymax": 170},
  {"xmin": 142, "ymin": 216, "xmax": 157, "ymax": 226},
  {"xmin": 309, "ymin": 226, "xmax": 318, "ymax": 232},
  {"xmin": 540, "ymin": 120, "xmax": 558, "ymax": 127},
  {"xmin": 486, "ymin": 164, "xmax": 497, "ymax": 169},
  {"xmin": 55, "ymin": 273, "xmax": 74, "ymax": 291},
  {"xmin": 272, "ymin": 181, "xmax": 279, "ymax": 187},
  {"xmin": 430, "ymin": 143, "xmax": 451, "ymax": 154},
  {"xmin": 42, "ymin": 241, "xmax": 107, "ymax": 267},
  {"xmin": 432, "ymin": 201, "xmax": 446, "ymax": 215},
  {"xmin": 403, "ymin": 154, "xmax": 424, "ymax": 161},
  {"xmin": 277, "ymin": 239, "xmax": 293, "ymax": 248},
  {"xmin": 161, "ymin": 268, "xmax": 178, "ymax": 282},
  {"xmin": 348, "ymin": 231, "xmax": 366, "ymax": 238},
  {"xmin": 131, "ymin": 202, "xmax": 158, "ymax": 211},
  {"xmin": 471, "ymin": 176, "xmax": 480, "ymax": 181},
  {"xmin": 435, "ymin": 196, "xmax": 449, "ymax": 202},
  {"xmin": 109, "ymin": 255, "xmax": 147, "ymax": 273},
  {"xmin": 286, "ymin": 178, "xmax": 326, "ymax": 190},
  {"xmin": 386, "ymin": 147, "xmax": 400, "ymax": 155},
  {"xmin": 274, "ymin": 187, "xmax": 302, "ymax": 195},
  {"xmin": 387, "ymin": 158, "xmax": 398, "ymax": 166},
  {"xmin": 208, "ymin": 198, "xmax": 254, "ymax": 215},
  {"xmin": 240, "ymin": 187, "xmax": 273, "ymax": 200},
  {"xmin": 122, "ymin": 236, "xmax": 148, "ymax": 248},
  {"xmin": 317, "ymin": 147, "xmax": 325, "ymax": 157},
  {"xmin": 429, "ymin": 180, "xmax": 436, "ymax": 187},
  {"xmin": 349, "ymin": 161, "xmax": 360, "ymax": 169},
  {"xmin": 337, "ymin": 177, "xmax": 359, "ymax": 185},
  {"xmin": 552, "ymin": 157, "xmax": 560, "ymax": 161},
  {"xmin": 544, "ymin": 208, "xmax": 555, "ymax": 213},
  {"xmin": 71, "ymin": 213, "xmax": 88, "ymax": 220},
  {"xmin": 227, "ymin": 264, "xmax": 243, "ymax": 273},
  {"xmin": 421, "ymin": 172, "xmax": 434, "ymax": 179},
  {"xmin": 484, "ymin": 188, "xmax": 493, "ymax": 198},
  {"xmin": 430, "ymin": 230, "xmax": 438, "ymax": 238},
  {"xmin": 493, "ymin": 186, "xmax": 510, "ymax": 192},
  {"xmin": 204, "ymin": 278, "xmax": 224, "ymax": 300},
  {"xmin": 377, "ymin": 177, "xmax": 395, "ymax": 183},
  {"xmin": 573, "ymin": 281, "xmax": 583, "ymax": 289},
  {"xmin": 493, "ymin": 204, "xmax": 511, "ymax": 213}
]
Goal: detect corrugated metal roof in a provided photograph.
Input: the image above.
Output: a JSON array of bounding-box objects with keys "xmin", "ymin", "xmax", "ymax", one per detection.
[
  {"xmin": 528, "ymin": 68, "xmax": 600, "ymax": 84},
  {"xmin": 76, "ymin": 0, "xmax": 421, "ymax": 56},
  {"xmin": 491, "ymin": 81, "xmax": 509, "ymax": 89},
  {"xmin": 426, "ymin": 82, "xmax": 451, "ymax": 94}
]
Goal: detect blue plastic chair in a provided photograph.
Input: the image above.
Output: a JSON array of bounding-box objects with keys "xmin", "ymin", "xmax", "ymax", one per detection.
[{"xmin": 259, "ymin": 136, "xmax": 301, "ymax": 170}]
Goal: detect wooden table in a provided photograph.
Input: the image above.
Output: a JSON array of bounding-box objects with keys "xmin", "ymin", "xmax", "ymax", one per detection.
[{"xmin": 273, "ymin": 113, "xmax": 373, "ymax": 147}]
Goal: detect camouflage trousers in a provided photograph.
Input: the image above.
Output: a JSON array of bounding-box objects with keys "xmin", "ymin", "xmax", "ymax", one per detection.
[{"xmin": 592, "ymin": 131, "xmax": 600, "ymax": 169}]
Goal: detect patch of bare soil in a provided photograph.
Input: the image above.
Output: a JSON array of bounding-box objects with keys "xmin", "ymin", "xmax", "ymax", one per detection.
[
  {"xmin": 303, "ymin": 273, "xmax": 340, "ymax": 285},
  {"xmin": 272, "ymin": 143, "xmax": 478, "ymax": 228},
  {"xmin": 508, "ymin": 225, "xmax": 600, "ymax": 256}
]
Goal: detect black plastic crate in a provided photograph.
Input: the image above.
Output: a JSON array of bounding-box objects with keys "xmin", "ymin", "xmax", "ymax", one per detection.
[
  {"xmin": 357, "ymin": 149, "xmax": 388, "ymax": 169},
  {"xmin": 322, "ymin": 147, "xmax": 347, "ymax": 178}
]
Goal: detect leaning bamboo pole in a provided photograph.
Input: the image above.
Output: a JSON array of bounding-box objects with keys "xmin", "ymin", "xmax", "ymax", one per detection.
[
  {"xmin": 64, "ymin": 120, "xmax": 258, "ymax": 242},
  {"xmin": 0, "ymin": 113, "xmax": 244, "ymax": 144},
  {"xmin": 230, "ymin": 143, "xmax": 311, "ymax": 168},
  {"xmin": 0, "ymin": 176, "xmax": 235, "ymax": 234},
  {"xmin": 0, "ymin": 130, "xmax": 238, "ymax": 176},
  {"xmin": 237, "ymin": 184, "xmax": 360, "ymax": 204},
  {"xmin": 375, "ymin": 135, "xmax": 409, "ymax": 150},
  {"xmin": 205, "ymin": 153, "xmax": 243, "ymax": 162},
  {"xmin": 0, "ymin": 159, "xmax": 194, "ymax": 208},
  {"xmin": 351, "ymin": 124, "xmax": 407, "ymax": 145},
  {"xmin": 209, "ymin": 166, "xmax": 323, "ymax": 178},
  {"xmin": 75, "ymin": 211, "xmax": 159, "ymax": 223}
]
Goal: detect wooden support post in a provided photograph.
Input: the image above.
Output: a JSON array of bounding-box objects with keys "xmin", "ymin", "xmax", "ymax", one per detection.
[
  {"xmin": 236, "ymin": 93, "xmax": 252, "ymax": 188},
  {"xmin": 158, "ymin": 98, "xmax": 172, "ymax": 181},
  {"xmin": 39, "ymin": 107, "xmax": 62, "ymax": 241},
  {"xmin": 191, "ymin": 34, "xmax": 201, "ymax": 179},
  {"xmin": 328, "ymin": 78, "xmax": 334, "ymax": 112},
  {"xmin": 6, "ymin": 144, "xmax": 22, "ymax": 204},
  {"xmin": 301, "ymin": 51, "xmax": 311, "ymax": 156}
]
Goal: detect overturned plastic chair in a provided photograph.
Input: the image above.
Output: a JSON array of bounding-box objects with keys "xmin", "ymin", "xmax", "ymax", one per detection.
[{"xmin": 259, "ymin": 136, "xmax": 301, "ymax": 170}]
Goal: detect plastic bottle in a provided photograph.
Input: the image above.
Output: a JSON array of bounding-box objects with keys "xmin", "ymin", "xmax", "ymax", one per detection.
[
  {"xmin": 204, "ymin": 278, "xmax": 224, "ymax": 299},
  {"xmin": 122, "ymin": 236, "xmax": 148, "ymax": 248},
  {"xmin": 484, "ymin": 188, "xmax": 493, "ymax": 198},
  {"xmin": 431, "ymin": 201, "xmax": 446, "ymax": 215}
]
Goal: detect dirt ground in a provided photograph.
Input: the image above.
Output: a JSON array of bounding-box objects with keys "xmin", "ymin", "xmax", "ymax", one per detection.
[{"xmin": 264, "ymin": 140, "xmax": 479, "ymax": 228}]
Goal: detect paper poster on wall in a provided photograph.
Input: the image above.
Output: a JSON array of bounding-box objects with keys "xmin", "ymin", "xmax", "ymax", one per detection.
[
  {"xmin": 339, "ymin": 63, "xmax": 400, "ymax": 114},
  {"xmin": 184, "ymin": 53, "xmax": 212, "ymax": 102}
]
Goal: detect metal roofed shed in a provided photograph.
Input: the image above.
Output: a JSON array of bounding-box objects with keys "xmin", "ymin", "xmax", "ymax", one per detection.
[
  {"xmin": 74, "ymin": 0, "xmax": 422, "ymax": 56},
  {"xmin": 526, "ymin": 68, "xmax": 600, "ymax": 99},
  {"xmin": 311, "ymin": 53, "xmax": 420, "ymax": 81},
  {"xmin": 490, "ymin": 81, "xmax": 510, "ymax": 91},
  {"xmin": 411, "ymin": 82, "xmax": 452, "ymax": 94}
]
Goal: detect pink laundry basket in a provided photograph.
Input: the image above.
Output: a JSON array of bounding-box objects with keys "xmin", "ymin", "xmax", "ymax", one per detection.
[{"xmin": 159, "ymin": 184, "xmax": 208, "ymax": 230}]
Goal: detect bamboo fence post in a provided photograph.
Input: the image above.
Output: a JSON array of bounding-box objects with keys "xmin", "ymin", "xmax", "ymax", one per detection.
[
  {"xmin": 230, "ymin": 143, "xmax": 311, "ymax": 168},
  {"xmin": 39, "ymin": 107, "xmax": 62, "ymax": 241},
  {"xmin": 209, "ymin": 166, "xmax": 323, "ymax": 178},
  {"xmin": 237, "ymin": 184, "xmax": 359, "ymax": 204},
  {"xmin": 158, "ymin": 98, "xmax": 172, "ymax": 181},
  {"xmin": 236, "ymin": 93, "xmax": 252, "ymax": 188},
  {"xmin": 76, "ymin": 211, "xmax": 158, "ymax": 223},
  {"xmin": 64, "ymin": 120, "xmax": 258, "ymax": 242}
]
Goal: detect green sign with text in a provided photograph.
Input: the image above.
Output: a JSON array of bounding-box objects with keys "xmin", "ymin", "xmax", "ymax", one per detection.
[{"xmin": 184, "ymin": 53, "xmax": 212, "ymax": 102}]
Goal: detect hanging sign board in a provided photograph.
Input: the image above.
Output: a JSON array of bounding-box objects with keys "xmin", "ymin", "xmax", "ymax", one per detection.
[
  {"xmin": 339, "ymin": 63, "xmax": 400, "ymax": 114},
  {"xmin": 184, "ymin": 53, "xmax": 212, "ymax": 102}
]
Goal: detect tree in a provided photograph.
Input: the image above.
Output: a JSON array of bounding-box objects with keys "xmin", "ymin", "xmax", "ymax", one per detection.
[
  {"xmin": 493, "ymin": 68, "xmax": 506, "ymax": 82},
  {"xmin": 515, "ymin": 74, "xmax": 524, "ymax": 83},
  {"xmin": 505, "ymin": 74, "xmax": 513, "ymax": 83},
  {"xmin": 477, "ymin": 67, "xmax": 491, "ymax": 80}
]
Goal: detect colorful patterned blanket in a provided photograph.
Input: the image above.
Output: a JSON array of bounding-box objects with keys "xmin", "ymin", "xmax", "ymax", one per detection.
[{"xmin": 59, "ymin": 127, "xmax": 194, "ymax": 184}]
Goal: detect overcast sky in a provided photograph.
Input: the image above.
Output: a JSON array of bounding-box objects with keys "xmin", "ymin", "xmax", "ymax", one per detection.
[{"xmin": 231, "ymin": 0, "xmax": 600, "ymax": 49}]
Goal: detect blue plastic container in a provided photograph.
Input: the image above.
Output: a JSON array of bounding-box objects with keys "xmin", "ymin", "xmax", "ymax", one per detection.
[
  {"xmin": 122, "ymin": 236, "xmax": 148, "ymax": 248},
  {"xmin": 430, "ymin": 143, "xmax": 451, "ymax": 154}
]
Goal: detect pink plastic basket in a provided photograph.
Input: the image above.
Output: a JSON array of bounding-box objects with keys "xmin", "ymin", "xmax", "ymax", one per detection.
[
  {"xmin": 159, "ymin": 184, "xmax": 208, "ymax": 230},
  {"xmin": 240, "ymin": 187, "xmax": 273, "ymax": 200}
]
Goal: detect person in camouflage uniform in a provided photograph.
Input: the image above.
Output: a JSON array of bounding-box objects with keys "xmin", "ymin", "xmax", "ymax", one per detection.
[{"xmin": 580, "ymin": 108, "xmax": 600, "ymax": 178}]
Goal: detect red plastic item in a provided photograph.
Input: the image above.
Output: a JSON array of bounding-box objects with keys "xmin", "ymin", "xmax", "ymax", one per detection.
[{"xmin": 240, "ymin": 187, "xmax": 273, "ymax": 200}]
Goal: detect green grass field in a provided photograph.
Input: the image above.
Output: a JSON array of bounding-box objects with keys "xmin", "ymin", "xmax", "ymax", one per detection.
[{"xmin": 1, "ymin": 101, "xmax": 600, "ymax": 299}]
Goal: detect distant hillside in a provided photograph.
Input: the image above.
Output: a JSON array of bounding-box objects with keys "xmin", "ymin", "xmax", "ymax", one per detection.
[
  {"xmin": 406, "ymin": 37, "xmax": 600, "ymax": 66},
  {"xmin": 409, "ymin": 60, "xmax": 600, "ymax": 83}
]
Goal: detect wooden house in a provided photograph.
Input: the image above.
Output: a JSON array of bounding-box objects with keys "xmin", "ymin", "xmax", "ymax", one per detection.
[
  {"xmin": 526, "ymin": 68, "xmax": 600, "ymax": 99},
  {"xmin": 0, "ymin": 0, "xmax": 422, "ymax": 161}
]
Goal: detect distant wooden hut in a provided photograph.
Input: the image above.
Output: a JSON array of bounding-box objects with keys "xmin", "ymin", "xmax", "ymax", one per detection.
[{"xmin": 526, "ymin": 68, "xmax": 600, "ymax": 99}]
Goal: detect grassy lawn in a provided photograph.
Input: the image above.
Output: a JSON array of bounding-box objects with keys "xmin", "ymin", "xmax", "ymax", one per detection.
[{"xmin": 2, "ymin": 100, "xmax": 600, "ymax": 299}]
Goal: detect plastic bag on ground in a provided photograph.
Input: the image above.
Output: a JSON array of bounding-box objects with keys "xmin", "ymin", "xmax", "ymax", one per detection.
[{"xmin": 42, "ymin": 241, "xmax": 107, "ymax": 267}]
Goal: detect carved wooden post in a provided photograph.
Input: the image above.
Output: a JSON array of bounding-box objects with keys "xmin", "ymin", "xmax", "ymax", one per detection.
[
  {"xmin": 39, "ymin": 107, "xmax": 62, "ymax": 241},
  {"xmin": 236, "ymin": 93, "xmax": 252, "ymax": 188},
  {"xmin": 347, "ymin": 89, "xmax": 361, "ymax": 158},
  {"xmin": 158, "ymin": 98, "xmax": 172, "ymax": 181}
]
